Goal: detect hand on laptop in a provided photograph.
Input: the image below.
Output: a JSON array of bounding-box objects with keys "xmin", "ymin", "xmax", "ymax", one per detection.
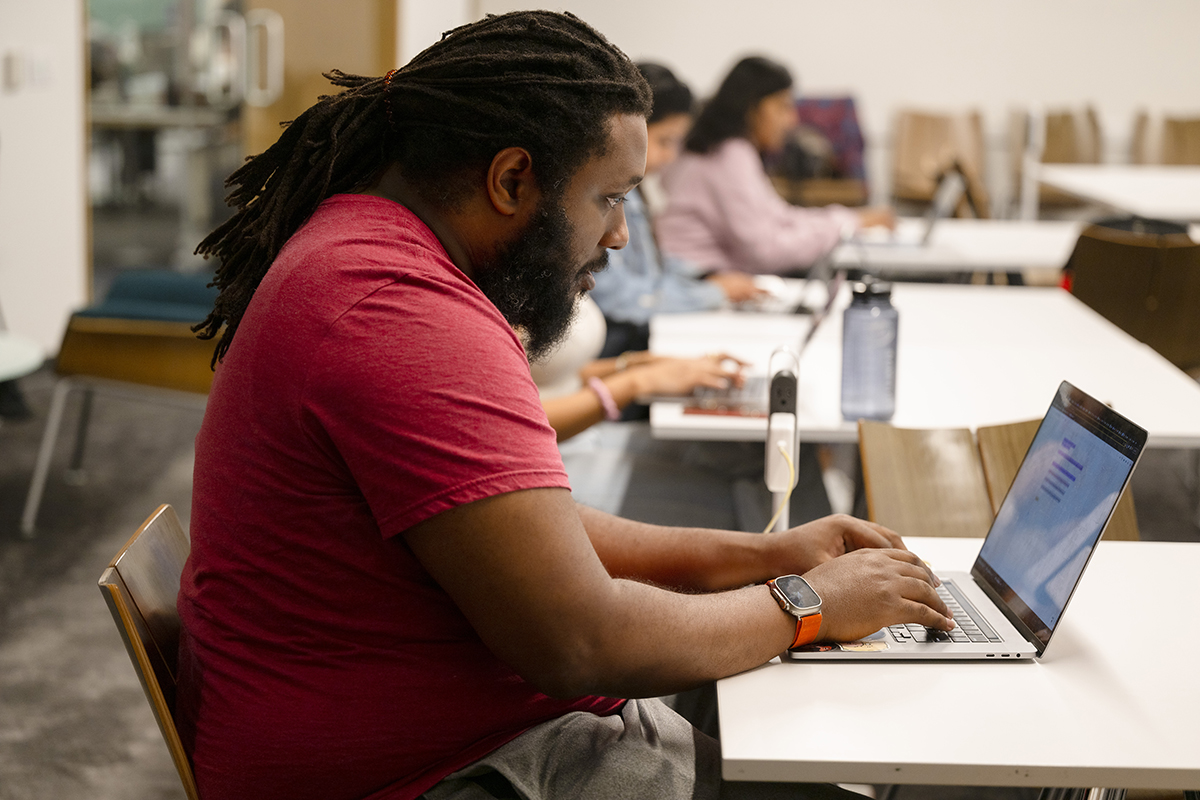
[
  {"xmin": 803, "ymin": 547, "xmax": 955, "ymax": 642},
  {"xmin": 856, "ymin": 206, "xmax": 897, "ymax": 231},
  {"xmin": 705, "ymin": 271, "xmax": 767, "ymax": 304},
  {"xmin": 625, "ymin": 353, "xmax": 747, "ymax": 397},
  {"xmin": 772, "ymin": 513, "xmax": 905, "ymax": 572}
]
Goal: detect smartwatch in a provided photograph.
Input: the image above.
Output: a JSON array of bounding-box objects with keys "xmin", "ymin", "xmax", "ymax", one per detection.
[{"xmin": 767, "ymin": 574, "xmax": 823, "ymax": 649}]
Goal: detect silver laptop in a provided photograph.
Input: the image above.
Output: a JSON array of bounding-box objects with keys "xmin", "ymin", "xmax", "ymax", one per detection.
[
  {"xmin": 849, "ymin": 168, "xmax": 965, "ymax": 251},
  {"xmin": 787, "ymin": 381, "xmax": 1147, "ymax": 661}
]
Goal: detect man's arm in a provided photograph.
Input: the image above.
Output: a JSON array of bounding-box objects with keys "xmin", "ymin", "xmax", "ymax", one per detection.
[
  {"xmin": 403, "ymin": 488, "xmax": 951, "ymax": 701},
  {"xmin": 577, "ymin": 503, "xmax": 904, "ymax": 592}
]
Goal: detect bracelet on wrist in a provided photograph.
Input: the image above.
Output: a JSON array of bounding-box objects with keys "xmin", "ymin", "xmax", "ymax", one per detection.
[{"xmin": 586, "ymin": 376, "xmax": 621, "ymax": 421}]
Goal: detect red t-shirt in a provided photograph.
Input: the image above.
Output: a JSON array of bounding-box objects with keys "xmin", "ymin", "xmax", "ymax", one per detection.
[{"xmin": 176, "ymin": 195, "xmax": 623, "ymax": 800}]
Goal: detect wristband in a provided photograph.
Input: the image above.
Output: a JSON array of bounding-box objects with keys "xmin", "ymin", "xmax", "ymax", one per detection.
[
  {"xmin": 587, "ymin": 377, "xmax": 621, "ymax": 421},
  {"xmin": 789, "ymin": 613, "xmax": 823, "ymax": 649}
]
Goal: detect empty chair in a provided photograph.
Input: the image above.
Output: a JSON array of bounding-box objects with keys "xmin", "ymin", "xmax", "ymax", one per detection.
[
  {"xmin": 97, "ymin": 504, "xmax": 199, "ymax": 800},
  {"xmin": 1065, "ymin": 224, "xmax": 1200, "ymax": 373},
  {"xmin": 890, "ymin": 108, "xmax": 990, "ymax": 219},
  {"xmin": 857, "ymin": 420, "xmax": 994, "ymax": 539},
  {"xmin": 1010, "ymin": 106, "xmax": 1103, "ymax": 218},
  {"xmin": 21, "ymin": 270, "xmax": 217, "ymax": 535},
  {"xmin": 1131, "ymin": 111, "xmax": 1200, "ymax": 165},
  {"xmin": 976, "ymin": 418, "xmax": 1139, "ymax": 541},
  {"xmin": 859, "ymin": 418, "xmax": 1142, "ymax": 543}
]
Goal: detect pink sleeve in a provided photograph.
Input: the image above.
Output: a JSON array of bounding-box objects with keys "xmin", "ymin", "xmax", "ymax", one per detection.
[{"xmin": 706, "ymin": 140, "xmax": 858, "ymax": 273}]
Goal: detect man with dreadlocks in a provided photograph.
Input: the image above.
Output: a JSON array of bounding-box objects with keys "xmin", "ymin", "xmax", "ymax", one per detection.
[{"xmin": 177, "ymin": 11, "xmax": 952, "ymax": 800}]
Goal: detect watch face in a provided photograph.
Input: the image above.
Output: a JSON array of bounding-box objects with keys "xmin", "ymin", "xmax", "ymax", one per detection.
[{"xmin": 776, "ymin": 575, "xmax": 821, "ymax": 612}]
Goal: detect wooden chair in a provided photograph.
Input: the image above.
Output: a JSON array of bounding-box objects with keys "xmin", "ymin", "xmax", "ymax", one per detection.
[
  {"xmin": 1131, "ymin": 111, "xmax": 1200, "ymax": 165},
  {"xmin": 97, "ymin": 504, "xmax": 200, "ymax": 800},
  {"xmin": 859, "ymin": 418, "xmax": 1140, "ymax": 542},
  {"xmin": 1010, "ymin": 106, "xmax": 1103, "ymax": 217},
  {"xmin": 857, "ymin": 420, "xmax": 995, "ymax": 538},
  {"xmin": 1065, "ymin": 224, "xmax": 1200, "ymax": 373},
  {"xmin": 976, "ymin": 418, "xmax": 1140, "ymax": 541},
  {"xmin": 890, "ymin": 108, "xmax": 991, "ymax": 219},
  {"xmin": 20, "ymin": 271, "xmax": 216, "ymax": 536}
]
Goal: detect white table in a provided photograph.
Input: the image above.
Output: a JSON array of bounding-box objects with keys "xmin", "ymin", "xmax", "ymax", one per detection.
[
  {"xmin": 1038, "ymin": 164, "xmax": 1200, "ymax": 221},
  {"xmin": 0, "ymin": 331, "xmax": 42, "ymax": 382},
  {"xmin": 832, "ymin": 218, "xmax": 1083, "ymax": 275},
  {"xmin": 718, "ymin": 536, "xmax": 1200, "ymax": 791},
  {"xmin": 650, "ymin": 283, "xmax": 1200, "ymax": 448}
]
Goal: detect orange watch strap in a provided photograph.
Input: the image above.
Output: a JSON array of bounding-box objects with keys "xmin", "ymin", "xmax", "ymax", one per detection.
[{"xmin": 789, "ymin": 613, "xmax": 823, "ymax": 649}]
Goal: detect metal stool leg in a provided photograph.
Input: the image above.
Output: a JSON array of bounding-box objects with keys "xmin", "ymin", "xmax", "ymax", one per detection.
[
  {"xmin": 64, "ymin": 387, "xmax": 94, "ymax": 485},
  {"xmin": 20, "ymin": 378, "xmax": 74, "ymax": 538}
]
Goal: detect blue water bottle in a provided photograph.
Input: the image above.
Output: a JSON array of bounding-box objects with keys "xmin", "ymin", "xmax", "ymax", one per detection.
[{"xmin": 840, "ymin": 279, "xmax": 898, "ymax": 421}]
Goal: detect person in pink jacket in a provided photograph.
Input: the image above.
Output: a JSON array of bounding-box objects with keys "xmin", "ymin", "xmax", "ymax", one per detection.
[{"xmin": 658, "ymin": 56, "xmax": 893, "ymax": 274}]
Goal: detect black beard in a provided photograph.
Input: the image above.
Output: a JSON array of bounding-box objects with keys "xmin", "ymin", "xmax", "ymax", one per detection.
[{"xmin": 473, "ymin": 199, "xmax": 606, "ymax": 363}]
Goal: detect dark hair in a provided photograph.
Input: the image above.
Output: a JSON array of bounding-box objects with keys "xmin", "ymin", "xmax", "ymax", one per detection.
[
  {"xmin": 194, "ymin": 10, "xmax": 651, "ymax": 364},
  {"xmin": 685, "ymin": 56, "xmax": 793, "ymax": 154},
  {"xmin": 636, "ymin": 62, "xmax": 693, "ymax": 124}
]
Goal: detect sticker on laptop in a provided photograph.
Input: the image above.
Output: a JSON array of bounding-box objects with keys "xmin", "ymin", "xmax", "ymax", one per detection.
[{"xmin": 837, "ymin": 640, "xmax": 890, "ymax": 653}]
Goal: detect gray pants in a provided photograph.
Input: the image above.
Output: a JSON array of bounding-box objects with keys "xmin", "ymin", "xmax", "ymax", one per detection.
[{"xmin": 421, "ymin": 698, "xmax": 858, "ymax": 800}]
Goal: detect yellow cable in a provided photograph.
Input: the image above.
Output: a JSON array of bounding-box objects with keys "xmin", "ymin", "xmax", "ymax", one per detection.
[{"xmin": 762, "ymin": 441, "xmax": 796, "ymax": 533}]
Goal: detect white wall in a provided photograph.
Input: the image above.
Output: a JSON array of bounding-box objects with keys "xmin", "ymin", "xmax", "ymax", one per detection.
[
  {"xmin": 475, "ymin": 0, "xmax": 1200, "ymax": 210},
  {"xmin": 397, "ymin": 0, "xmax": 474, "ymax": 65},
  {"xmin": 0, "ymin": 0, "xmax": 89, "ymax": 354}
]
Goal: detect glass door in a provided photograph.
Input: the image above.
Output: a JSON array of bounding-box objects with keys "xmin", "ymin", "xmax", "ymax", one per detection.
[{"xmin": 87, "ymin": 0, "xmax": 282, "ymax": 297}]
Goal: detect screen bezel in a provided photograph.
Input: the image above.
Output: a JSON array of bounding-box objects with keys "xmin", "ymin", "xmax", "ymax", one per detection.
[{"xmin": 970, "ymin": 381, "xmax": 1147, "ymax": 655}]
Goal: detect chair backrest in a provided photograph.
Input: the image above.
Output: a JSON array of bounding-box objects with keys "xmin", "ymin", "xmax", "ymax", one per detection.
[
  {"xmin": 1161, "ymin": 116, "xmax": 1200, "ymax": 165},
  {"xmin": 857, "ymin": 420, "xmax": 995, "ymax": 538},
  {"xmin": 1042, "ymin": 106, "xmax": 1103, "ymax": 164},
  {"xmin": 891, "ymin": 108, "xmax": 991, "ymax": 218},
  {"xmin": 976, "ymin": 418, "xmax": 1140, "ymax": 541},
  {"xmin": 1010, "ymin": 106, "xmax": 1103, "ymax": 211},
  {"xmin": 1066, "ymin": 224, "xmax": 1200, "ymax": 372},
  {"xmin": 1131, "ymin": 111, "xmax": 1200, "ymax": 165},
  {"xmin": 98, "ymin": 504, "xmax": 200, "ymax": 800},
  {"xmin": 860, "ymin": 418, "xmax": 1141, "ymax": 543}
]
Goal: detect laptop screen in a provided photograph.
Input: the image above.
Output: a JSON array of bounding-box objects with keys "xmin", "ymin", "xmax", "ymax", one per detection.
[{"xmin": 972, "ymin": 382, "xmax": 1146, "ymax": 652}]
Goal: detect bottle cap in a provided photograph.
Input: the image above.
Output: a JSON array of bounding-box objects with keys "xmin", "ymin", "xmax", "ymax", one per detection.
[{"xmin": 851, "ymin": 278, "xmax": 893, "ymax": 300}]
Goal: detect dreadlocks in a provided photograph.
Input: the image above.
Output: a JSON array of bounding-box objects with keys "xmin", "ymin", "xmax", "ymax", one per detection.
[{"xmin": 194, "ymin": 10, "xmax": 651, "ymax": 364}]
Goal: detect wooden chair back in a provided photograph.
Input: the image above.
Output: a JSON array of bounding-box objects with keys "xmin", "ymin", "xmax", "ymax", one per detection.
[
  {"xmin": 891, "ymin": 108, "xmax": 991, "ymax": 218},
  {"xmin": 857, "ymin": 420, "xmax": 995, "ymax": 538},
  {"xmin": 1161, "ymin": 116, "xmax": 1200, "ymax": 165},
  {"xmin": 976, "ymin": 418, "xmax": 1140, "ymax": 541},
  {"xmin": 97, "ymin": 504, "xmax": 200, "ymax": 800},
  {"xmin": 1067, "ymin": 224, "xmax": 1200, "ymax": 372},
  {"xmin": 1010, "ymin": 106, "xmax": 1103, "ymax": 209},
  {"xmin": 1132, "ymin": 111, "xmax": 1200, "ymax": 165}
]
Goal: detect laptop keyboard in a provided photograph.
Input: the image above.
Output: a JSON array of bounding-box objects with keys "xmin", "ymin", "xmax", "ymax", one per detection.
[
  {"xmin": 888, "ymin": 580, "xmax": 1003, "ymax": 644},
  {"xmin": 691, "ymin": 376, "xmax": 768, "ymax": 412}
]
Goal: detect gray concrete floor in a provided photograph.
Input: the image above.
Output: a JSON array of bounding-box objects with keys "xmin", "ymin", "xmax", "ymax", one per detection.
[{"xmin": 1, "ymin": 366, "xmax": 202, "ymax": 799}]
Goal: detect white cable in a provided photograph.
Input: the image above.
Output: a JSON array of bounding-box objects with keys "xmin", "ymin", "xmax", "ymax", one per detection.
[{"xmin": 762, "ymin": 441, "xmax": 796, "ymax": 533}]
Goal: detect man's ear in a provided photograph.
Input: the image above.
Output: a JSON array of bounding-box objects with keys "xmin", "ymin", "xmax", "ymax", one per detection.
[{"xmin": 486, "ymin": 147, "xmax": 539, "ymax": 217}]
